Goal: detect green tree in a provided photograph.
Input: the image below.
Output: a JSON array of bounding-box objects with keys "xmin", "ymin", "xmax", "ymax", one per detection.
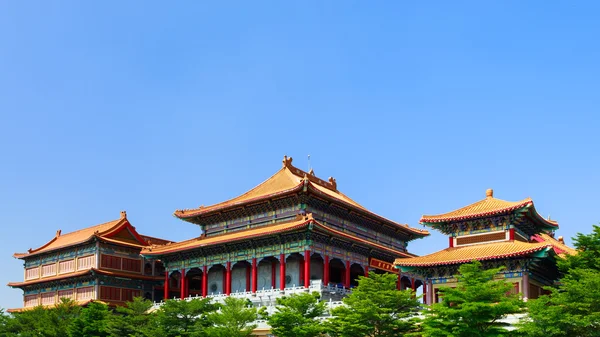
[
  {"xmin": 267, "ymin": 292, "xmax": 326, "ymax": 337},
  {"xmin": 6, "ymin": 306, "xmax": 57, "ymax": 337},
  {"xmin": 68, "ymin": 301, "xmax": 110, "ymax": 337},
  {"xmin": 518, "ymin": 225, "xmax": 600, "ymax": 337},
  {"xmin": 206, "ymin": 297, "xmax": 257, "ymax": 337},
  {"xmin": 420, "ymin": 261, "xmax": 524, "ymax": 337},
  {"xmin": 326, "ymin": 272, "xmax": 421, "ymax": 337},
  {"xmin": 148, "ymin": 298, "xmax": 217, "ymax": 337},
  {"xmin": 107, "ymin": 297, "xmax": 154, "ymax": 337}
]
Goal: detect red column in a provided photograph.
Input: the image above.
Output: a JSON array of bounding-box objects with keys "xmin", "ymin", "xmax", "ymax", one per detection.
[
  {"xmin": 449, "ymin": 236, "xmax": 454, "ymax": 247},
  {"xmin": 411, "ymin": 278, "xmax": 416, "ymax": 293},
  {"xmin": 304, "ymin": 250, "xmax": 311, "ymax": 288},
  {"xmin": 344, "ymin": 260, "xmax": 351, "ymax": 288},
  {"xmin": 180, "ymin": 269, "xmax": 186, "ymax": 299},
  {"xmin": 397, "ymin": 274, "xmax": 402, "ymax": 290},
  {"xmin": 423, "ymin": 282, "xmax": 427, "ymax": 304},
  {"xmin": 280, "ymin": 254, "xmax": 286, "ymax": 290},
  {"xmin": 164, "ymin": 271, "xmax": 169, "ymax": 300},
  {"xmin": 509, "ymin": 228, "xmax": 515, "ymax": 241},
  {"xmin": 246, "ymin": 265, "xmax": 251, "ymax": 292},
  {"xmin": 225, "ymin": 262, "xmax": 231, "ymax": 295},
  {"xmin": 251, "ymin": 258, "xmax": 257, "ymax": 293},
  {"xmin": 364, "ymin": 265, "xmax": 369, "ymax": 277},
  {"xmin": 323, "ymin": 255, "xmax": 330, "ymax": 285},
  {"xmin": 202, "ymin": 266, "xmax": 208, "ymax": 297},
  {"xmin": 271, "ymin": 261, "xmax": 277, "ymax": 289}
]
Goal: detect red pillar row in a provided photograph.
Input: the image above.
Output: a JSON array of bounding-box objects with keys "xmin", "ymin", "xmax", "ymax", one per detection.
[
  {"xmin": 180, "ymin": 269, "xmax": 186, "ymax": 299},
  {"xmin": 280, "ymin": 254, "xmax": 286, "ymax": 290},
  {"xmin": 304, "ymin": 250, "xmax": 311, "ymax": 288},
  {"xmin": 323, "ymin": 255, "xmax": 330, "ymax": 285},
  {"xmin": 202, "ymin": 265, "xmax": 208, "ymax": 297},
  {"xmin": 164, "ymin": 271, "xmax": 169, "ymax": 300},
  {"xmin": 344, "ymin": 260, "xmax": 351, "ymax": 288},
  {"xmin": 251, "ymin": 258, "xmax": 258, "ymax": 293}
]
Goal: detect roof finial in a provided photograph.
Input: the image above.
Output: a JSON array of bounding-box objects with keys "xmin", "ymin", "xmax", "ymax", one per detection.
[
  {"xmin": 120, "ymin": 210, "xmax": 127, "ymax": 219},
  {"xmin": 308, "ymin": 154, "xmax": 312, "ymax": 173},
  {"xmin": 55, "ymin": 230, "xmax": 61, "ymax": 237},
  {"xmin": 558, "ymin": 236, "xmax": 564, "ymax": 244},
  {"xmin": 486, "ymin": 189, "xmax": 493, "ymax": 198},
  {"xmin": 328, "ymin": 177, "xmax": 337, "ymax": 190},
  {"xmin": 282, "ymin": 155, "xmax": 293, "ymax": 168}
]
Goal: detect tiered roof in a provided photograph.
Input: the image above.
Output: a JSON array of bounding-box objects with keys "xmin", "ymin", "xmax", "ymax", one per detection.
[
  {"xmin": 420, "ymin": 189, "xmax": 558, "ymax": 234},
  {"xmin": 13, "ymin": 211, "xmax": 165, "ymax": 259},
  {"xmin": 142, "ymin": 213, "xmax": 415, "ymax": 258},
  {"xmin": 394, "ymin": 233, "xmax": 575, "ymax": 268},
  {"xmin": 173, "ymin": 156, "xmax": 428, "ymax": 238}
]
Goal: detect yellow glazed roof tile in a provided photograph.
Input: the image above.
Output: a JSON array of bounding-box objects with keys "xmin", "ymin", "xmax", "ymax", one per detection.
[
  {"xmin": 174, "ymin": 156, "xmax": 428, "ymax": 237},
  {"xmin": 420, "ymin": 189, "xmax": 558, "ymax": 228},
  {"xmin": 394, "ymin": 240, "xmax": 552, "ymax": 267}
]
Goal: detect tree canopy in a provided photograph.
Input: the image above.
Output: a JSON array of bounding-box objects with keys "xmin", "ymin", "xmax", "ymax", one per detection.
[
  {"xmin": 419, "ymin": 260, "xmax": 524, "ymax": 337},
  {"xmin": 327, "ymin": 272, "xmax": 420, "ymax": 337},
  {"xmin": 518, "ymin": 225, "xmax": 600, "ymax": 337},
  {"xmin": 267, "ymin": 292, "xmax": 327, "ymax": 337}
]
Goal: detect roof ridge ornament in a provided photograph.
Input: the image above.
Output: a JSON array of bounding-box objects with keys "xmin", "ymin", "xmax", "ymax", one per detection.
[
  {"xmin": 328, "ymin": 177, "xmax": 337, "ymax": 190},
  {"xmin": 282, "ymin": 155, "xmax": 293, "ymax": 168},
  {"xmin": 120, "ymin": 210, "xmax": 127, "ymax": 219},
  {"xmin": 486, "ymin": 188, "xmax": 493, "ymax": 198},
  {"xmin": 55, "ymin": 230, "xmax": 62, "ymax": 237}
]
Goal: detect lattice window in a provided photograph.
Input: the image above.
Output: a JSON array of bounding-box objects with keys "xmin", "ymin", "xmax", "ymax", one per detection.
[
  {"xmin": 456, "ymin": 232, "xmax": 506, "ymax": 246},
  {"xmin": 41, "ymin": 264, "xmax": 56, "ymax": 277},
  {"xmin": 77, "ymin": 255, "xmax": 95, "ymax": 270},
  {"xmin": 76, "ymin": 286, "xmax": 94, "ymax": 300},
  {"xmin": 25, "ymin": 267, "xmax": 39, "ymax": 280},
  {"xmin": 59, "ymin": 259, "xmax": 75, "ymax": 274},
  {"xmin": 24, "ymin": 295, "xmax": 38, "ymax": 307},
  {"xmin": 100, "ymin": 286, "xmax": 121, "ymax": 301},
  {"xmin": 122, "ymin": 258, "xmax": 141, "ymax": 272},
  {"xmin": 101, "ymin": 255, "xmax": 122, "ymax": 270},
  {"xmin": 58, "ymin": 289, "xmax": 74, "ymax": 300},
  {"xmin": 122, "ymin": 289, "xmax": 140, "ymax": 302},
  {"xmin": 41, "ymin": 292, "xmax": 55, "ymax": 306}
]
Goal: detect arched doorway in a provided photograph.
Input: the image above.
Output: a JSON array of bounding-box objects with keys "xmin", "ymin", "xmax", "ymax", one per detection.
[
  {"xmin": 231, "ymin": 261, "xmax": 251, "ymax": 293},
  {"xmin": 285, "ymin": 253, "xmax": 303, "ymax": 287},
  {"xmin": 349, "ymin": 263, "xmax": 364, "ymax": 287},
  {"xmin": 329, "ymin": 258, "xmax": 345, "ymax": 287},
  {"xmin": 310, "ymin": 254, "xmax": 324, "ymax": 283},
  {"xmin": 186, "ymin": 267, "xmax": 203, "ymax": 297},
  {"xmin": 207, "ymin": 264, "xmax": 225, "ymax": 295}
]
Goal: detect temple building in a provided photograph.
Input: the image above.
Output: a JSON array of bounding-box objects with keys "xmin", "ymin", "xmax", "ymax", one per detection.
[
  {"xmin": 141, "ymin": 156, "xmax": 429, "ymax": 301},
  {"xmin": 8, "ymin": 211, "xmax": 170, "ymax": 312},
  {"xmin": 395, "ymin": 189, "xmax": 576, "ymax": 305}
]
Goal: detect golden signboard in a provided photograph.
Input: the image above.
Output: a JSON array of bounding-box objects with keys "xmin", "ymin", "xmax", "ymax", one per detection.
[{"xmin": 369, "ymin": 258, "xmax": 399, "ymax": 274}]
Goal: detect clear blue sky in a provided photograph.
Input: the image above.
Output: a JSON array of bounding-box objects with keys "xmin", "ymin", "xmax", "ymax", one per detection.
[{"xmin": 1, "ymin": 1, "xmax": 599, "ymax": 309}]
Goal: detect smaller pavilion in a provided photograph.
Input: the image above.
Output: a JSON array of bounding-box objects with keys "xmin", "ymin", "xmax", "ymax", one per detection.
[
  {"xmin": 395, "ymin": 189, "xmax": 576, "ymax": 305},
  {"xmin": 8, "ymin": 211, "xmax": 170, "ymax": 312}
]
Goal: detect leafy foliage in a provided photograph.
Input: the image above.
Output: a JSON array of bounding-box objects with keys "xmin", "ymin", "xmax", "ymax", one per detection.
[
  {"xmin": 267, "ymin": 292, "xmax": 327, "ymax": 337},
  {"xmin": 518, "ymin": 225, "xmax": 600, "ymax": 337},
  {"xmin": 149, "ymin": 297, "xmax": 217, "ymax": 337},
  {"xmin": 68, "ymin": 301, "xmax": 110, "ymax": 337},
  {"xmin": 420, "ymin": 260, "xmax": 524, "ymax": 337},
  {"xmin": 106, "ymin": 297, "xmax": 154, "ymax": 337},
  {"xmin": 206, "ymin": 297, "xmax": 257, "ymax": 337},
  {"xmin": 327, "ymin": 272, "xmax": 420, "ymax": 337}
]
